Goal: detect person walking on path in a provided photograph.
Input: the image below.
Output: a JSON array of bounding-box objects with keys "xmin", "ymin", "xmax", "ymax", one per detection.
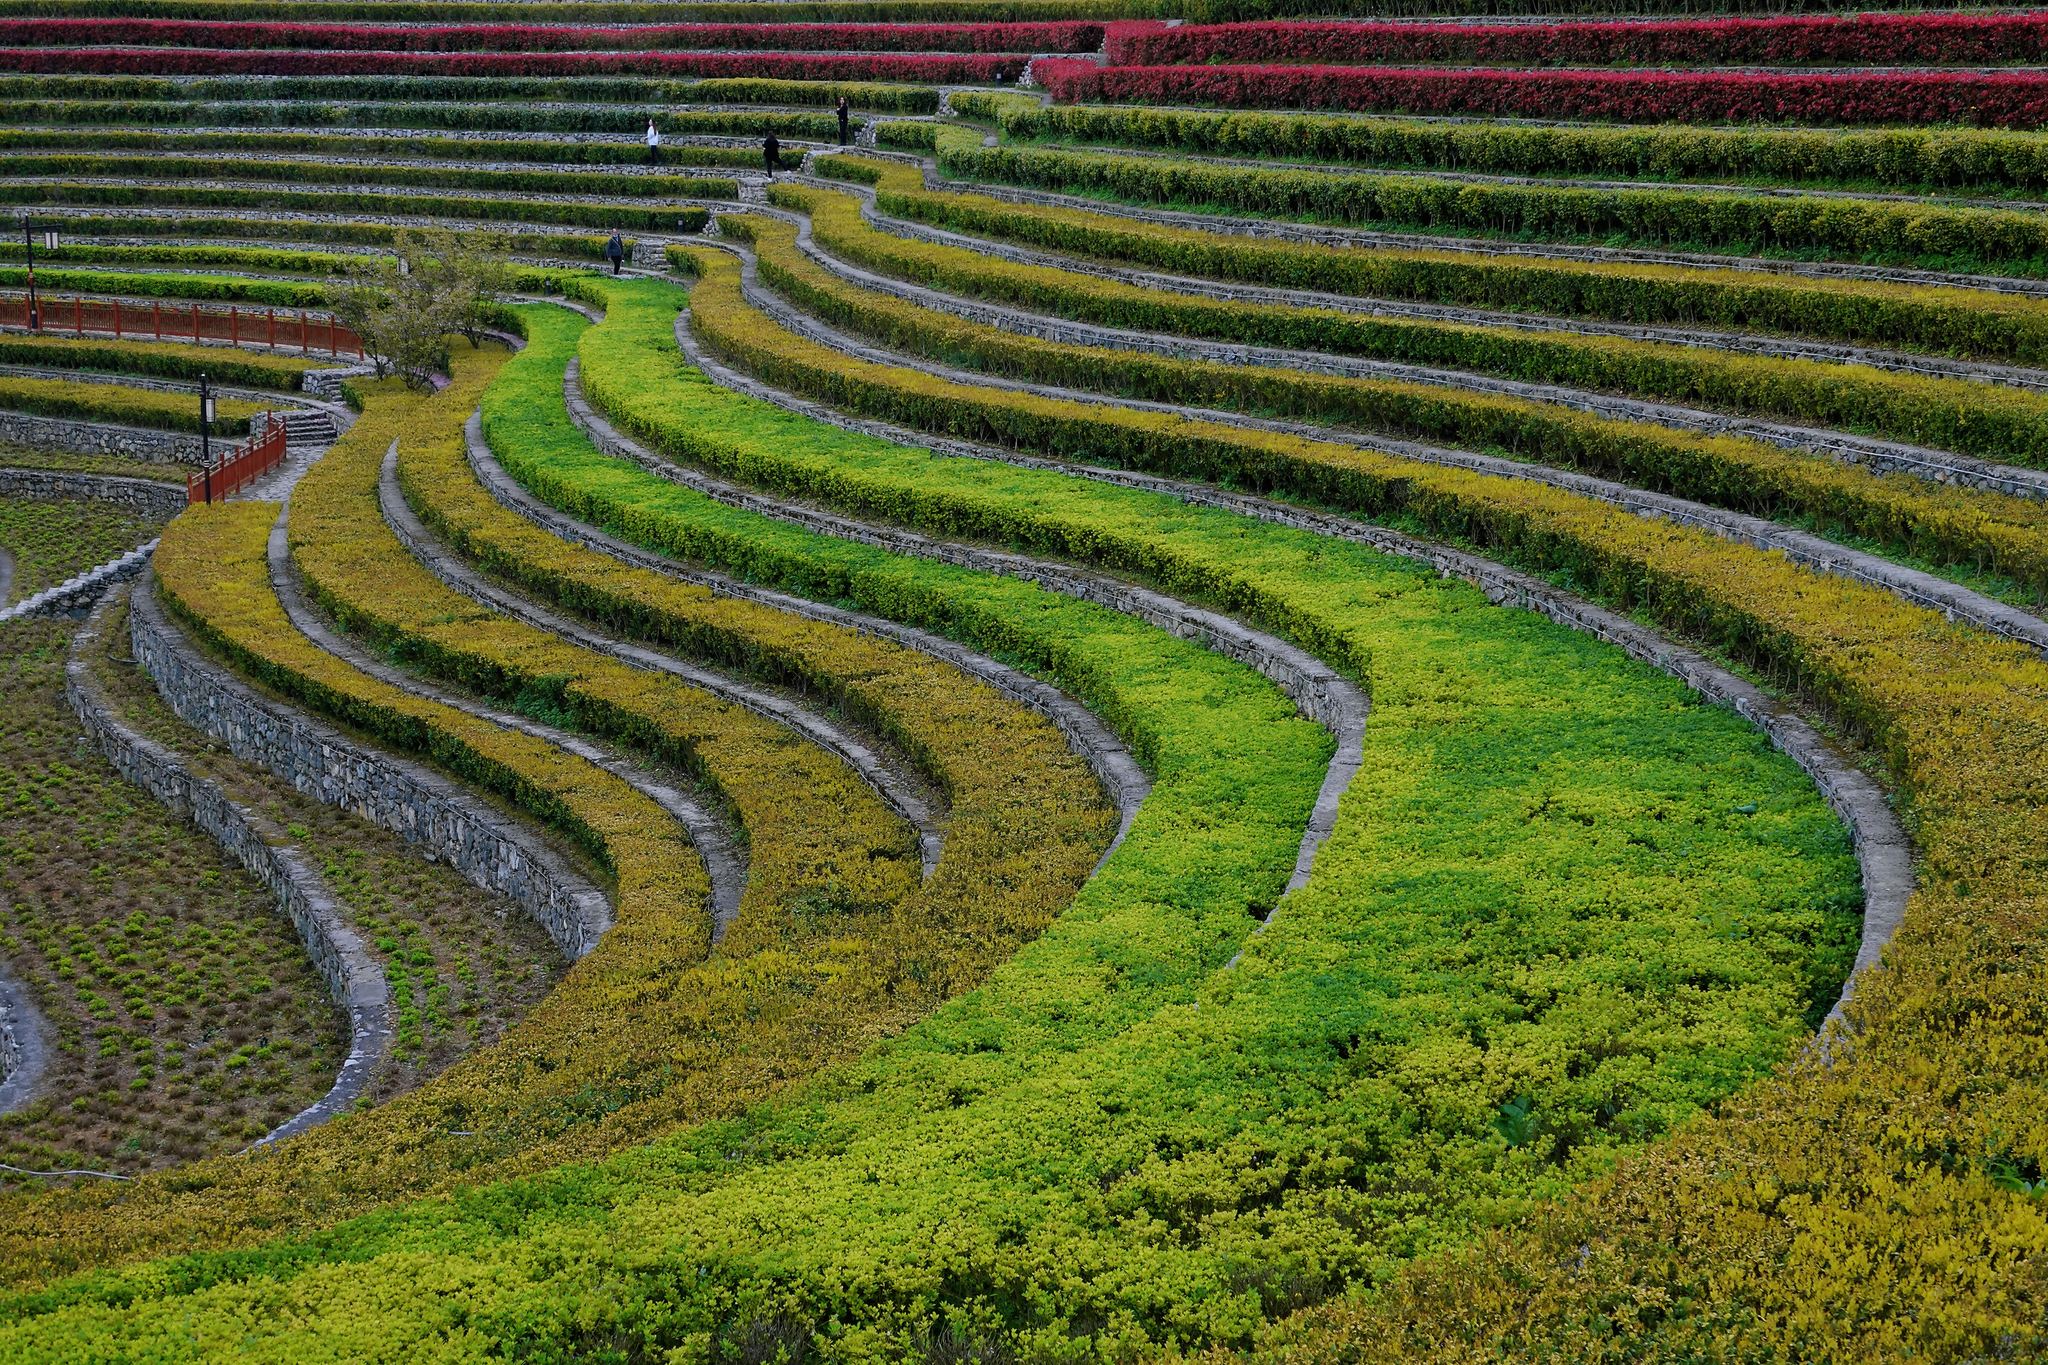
[
  {"xmin": 763, "ymin": 133, "xmax": 780, "ymax": 178},
  {"xmin": 604, "ymin": 230, "xmax": 625, "ymax": 275},
  {"xmin": 646, "ymin": 118, "xmax": 661, "ymax": 165},
  {"xmin": 836, "ymin": 95, "xmax": 851, "ymax": 146}
]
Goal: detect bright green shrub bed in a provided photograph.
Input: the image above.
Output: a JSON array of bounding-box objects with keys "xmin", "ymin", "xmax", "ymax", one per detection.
[
  {"xmin": 961, "ymin": 95, "xmax": 2048, "ymax": 198},
  {"xmin": 822, "ymin": 155, "xmax": 2048, "ymax": 365},
  {"xmin": 0, "ymin": 270, "xmax": 1863, "ymax": 1359},
  {"xmin": 928, "ymin": 126, "xmax": 2048, "ymax": 279},
  {"xmin": 0, "ymin": 181, "xmax": 711, "ymax": 233},
  {"xmin": 0, "ymin": 333, "xmax": 312, "ymax": 389},
  {"xmin": 0, "ymin": 153, "xmax": 739, "ymax": 201},
  {"xmin": 0, "ymin": 371, "xmax": 266, "ymax": 434},
  {"xmin": 0, "ymin": 262, "xmax": 585, "ymax": 308},
  {"xmin": 778, "ymin": 178, "xmax": 2048, "ymax": 472},
  {"xmin": 0, "ymin": 98, "xmax": 841, "ymax": 138},
  {"xmin": 725, "ymin": 207, "xmax": 2048, "ymax": 601}
]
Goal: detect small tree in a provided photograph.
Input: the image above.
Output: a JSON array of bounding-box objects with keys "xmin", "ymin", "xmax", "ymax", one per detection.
[{"xmin": 330, "ymin": 228, "xmax": 511, "ymax": 388}]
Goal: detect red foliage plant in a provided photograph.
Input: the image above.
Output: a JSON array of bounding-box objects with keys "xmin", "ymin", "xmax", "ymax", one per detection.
[
  {"xmin": 1037, "ymin": 56, "xmax": 2048, "ymax": 128},
  {"xmin": 1103, "ymin": 12, "xmax": 2048, "ymax": 68},
  {"xmin": 6, "ymin": 18, "xmax": 1102, "ymax": 54}
]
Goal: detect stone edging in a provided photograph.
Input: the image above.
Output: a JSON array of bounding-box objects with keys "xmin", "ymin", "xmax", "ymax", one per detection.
[
  {"xmin": 662, "ymin": 303, "xmax": 1914, "ymax": 1034},
  {"xmin": 66, "ymin": 586, "xmax": 392, "ymax": 1145},
  {"xmin": 0, "ymin": 960, "xmax": 49, "ymax": 1118},
  {"xmin": 564, "ymin": 354, "xmax": 1367, "ymax": 901},
  {"xmin": 0, "ymin": 539, "xmax": 158, "ymax": 625},
  {"xmin": 265, "ymin": 494, "xmax": 749, "ymax": 944},
  {"xmin": 0, "ymin": 466, "xmax": 187, "ymax": 518},
  {"xmin": 128, "ymin": 573, "xmax": 612, "ymax": 959},
  {"xmin": 470, "ymin": 401, "xmax": 1151, "ymax": 867},
  {"xmin": 380, "ymin": 438, "xmax": 945, "ymax": 878},
  {"xmin": 0, "ymin": 411, "xmax": 203, "ymax": 465}
]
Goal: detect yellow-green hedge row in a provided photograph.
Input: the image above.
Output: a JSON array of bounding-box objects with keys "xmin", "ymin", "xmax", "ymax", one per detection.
[
  {"xmin": 708, "ymin": 218, "xmax": 2048, "ymax": 602},
  {"xmin": 776, "ymin": 179, "xmax": 2048, "ymax": 472},
  {"xmin": 0, "ymin": 333, "xmax": 313, "ymax": 391},
  {"xmin": 819, "ymin": 154, "xmax": 2048, "ymax": 366},
  {"xmin": 673, "ymin": 241, "xmax": 2048, "ymax": 1356},
  {"xmin": 0, "ymin": 370, "xmax": 266, "ymax": 434}
]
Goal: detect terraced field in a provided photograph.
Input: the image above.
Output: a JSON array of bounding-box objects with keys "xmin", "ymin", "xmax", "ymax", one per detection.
[{"xmin": 0, "ymin": 3, "xmax": 2039, "ymax": 1361}]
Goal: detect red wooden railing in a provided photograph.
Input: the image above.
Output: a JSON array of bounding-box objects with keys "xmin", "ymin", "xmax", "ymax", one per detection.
[
  {"xmin": 0, "ymin": 292, "xmax": 362, "ymax": 360},
  {"xmin": 188, "ymin": 411, "xmax": 289, "ymax": 504}
]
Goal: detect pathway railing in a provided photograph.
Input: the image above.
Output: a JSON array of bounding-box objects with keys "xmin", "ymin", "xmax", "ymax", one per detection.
[
  {"xmin": 0, "ymin": 293, "xmax": 362, "ymax": 359},
  {"xmin": 187, "ymin": 411, "xmax": 288, "ymax": 504}
]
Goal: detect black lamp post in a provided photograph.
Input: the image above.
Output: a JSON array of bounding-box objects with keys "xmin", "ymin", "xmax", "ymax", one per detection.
[
  {"xmin": 199, "ymin": 373, "xmax": 215, "ymax": 505},
  {"xmin": 21, "ymin": 215, "xmax": 39, "ymax": 333}
]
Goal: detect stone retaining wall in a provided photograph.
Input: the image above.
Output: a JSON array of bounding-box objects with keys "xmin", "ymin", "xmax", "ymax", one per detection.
[
  {"xmin": 0, "ymin": 466, "xmax": 186, "ymax": 518},
  {"xmin": 66, "ymin": 587, "xmax": 391, "ymax": 1144},
  {"xmin": 128, "ymin": 575, "xmax": 612, "ymax": 959},
  {"xmin": 0, "ymin": 411, "xmax": 202, "ymax": 464}
]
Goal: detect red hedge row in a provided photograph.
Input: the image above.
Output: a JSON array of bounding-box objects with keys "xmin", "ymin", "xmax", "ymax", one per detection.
[
  {"xmin": 0, "ymin": 47, "xmax": 1027, "ymax": 81},
  {"xmin": 1103, "ymin": 13, "xmax": 2048, "ymax": 68},
  {"xmin": 4, "ymin": 18, "xmax": 1103, "ymax": 54},
  {"xmin": 1035, "ymin": 58, "xmax": 2048, "ymax": 128}
]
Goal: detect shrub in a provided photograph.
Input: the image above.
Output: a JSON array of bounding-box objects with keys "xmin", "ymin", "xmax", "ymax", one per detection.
[
  {"xmin": 777, "ymin": 178, "xmax": 2048, "ymax": 471},
  {"xmin": 976, "ymin": 100, "xmax": 2048, "ymax": 196},
  {"xmin": 0, "ymin": 18, "xmax": 1105, "ymax": 51},
  {"xmin": 0, "ymin": 334, "xmax": 312, "ymax": 389},
  {"xmin": 1035, "ymin": 57, "xmax": 2048, "ymax": 128},
  {"xmin": 0, "ymin": 181, "xmax": 710, "ymax": 232},
  {"xmin": 0, "ymin": 152, "xmax": 739, "ymax": 201},
  {"xmin": 930, "ymin": 132, "xmax": 2048, "ymax": 276},
  {"xmin": 820, "ymin": 154, "xmax": 2048, "ymax": 364},
  {"xmin": 1106, "ymin": 13, "xmax": 2048, "ymax": 68},
  {"xmin": 0, "ymin": 372, "xmax": 266, "ymax": 434},
  {"xmin": 0, "ymin": 46, "xmax": 1029, "ymax": 83}
]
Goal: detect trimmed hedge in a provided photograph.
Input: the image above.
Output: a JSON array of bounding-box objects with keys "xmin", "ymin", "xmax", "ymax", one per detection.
[
  {"xmin": 0, "ymin": 18, "xmax": 1105, "ymax": 51},
  {"xmin": 1036, "ymin": 58, "xmax": 2048, "ymax": 129},
  {"xmin": 720, "ymin": 214, "xmax": 2048, "ymax": 598},
  {"xmin": 930, "ymin": 129, "xmax": 2048, "ymax": 277},
  {"xmin": 820, "ymin": 154, "xmax": 2048, "ymax": 364},
  {"xmin": 0, "ymin": 153, "xmax": 740, "ymax": 202},
  {"xmin": 0, "ymin": 257, "xmax": 1876, "ymax": 1361},
  {"xmin": 0, "ymin": 333, "xmax": 313, "ymax": 389},
  {"xmin": 0, "ymin": 233, "xmax": 625, "ymax": 266},
  {"xmin": 778, "ymin": 178, "xmax": 2048, "ymax": 472},
  {"xmin": 0, "ymin": 371, "xmax": 266, "ymax": 433},
  {"xmin": 0, "ymin": 46, "xmax": 1029, "ymax": 83},
  {"xmin": 0, "ymin": 181, "xmax": 710, "ymax": 232},
  {"xmin": 0, "ymin": 98, "xmax": 842, "ymax": 137},
  {"xmin": 1107, "ymin": 13, "xmax": 2048, "ymax": 68},
  {"xmin": 971, "ymin": 98, "xmax": 2048, "ymax": 197},
  {"xmin": 0, "ymin": 72, "xmax": 946, "ymax": 112},
  {"xmin": 0, "ymin": 128, "xmax": 806, "ymax": 170}
]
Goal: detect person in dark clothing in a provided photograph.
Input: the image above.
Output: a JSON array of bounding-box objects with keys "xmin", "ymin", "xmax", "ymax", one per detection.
[
  {"xmin": 604, "ymin": 230, "xmax": 625, "ymax": 275},
  {"xmin": 836, "ymin": 95, "xmax": 851, "ymax": 146},
  {"xmin": 763, "ymin": 133, "xmax": 780, "ymax": 178}
]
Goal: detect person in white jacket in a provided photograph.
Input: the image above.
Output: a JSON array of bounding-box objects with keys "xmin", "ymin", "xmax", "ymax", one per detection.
[{"xmin": 646, "ymin": 118, "xmax": 661, "ymax": 166}]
